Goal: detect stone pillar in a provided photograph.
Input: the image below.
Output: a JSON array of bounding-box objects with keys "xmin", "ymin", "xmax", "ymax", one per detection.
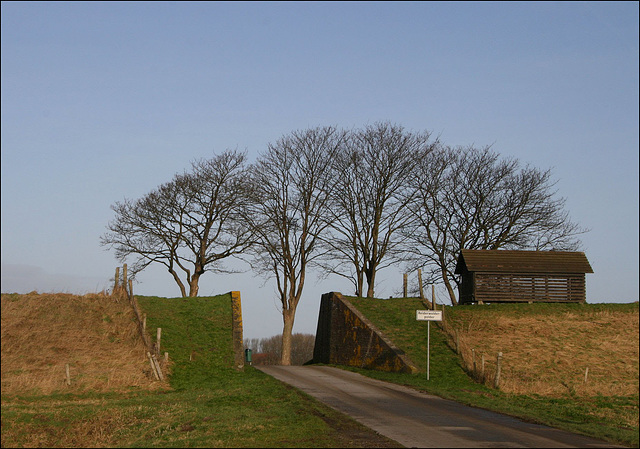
[{"xmin": 230, "ymin": 291, "xmax": 244, "ymax": 371}]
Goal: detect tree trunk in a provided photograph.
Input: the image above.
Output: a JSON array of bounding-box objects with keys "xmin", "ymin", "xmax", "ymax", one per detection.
[
  {"xmin": 188, "ymin": 273, "xmax": 201, "ymax": 297},
  {"xmin": 366, "ymin": 283, "xmax": 375, "ymax": 298},
  {"xmin": 355, "ymin": 271, "xmax": 364, "ymax": 297},
  {"xmin": 281, "ymin": 309, "xmax": 295, "ymax": 366},
  {"xmin": 365, "ymin": 266, "xmax": 376, "ymax": 298},
  {"xmin": 442, "ymin": 269, "xmax": 458, "ymax": 305},
  {"xmin": 169, "ymin": 268, "xmax": 187, "ymax": 298}
]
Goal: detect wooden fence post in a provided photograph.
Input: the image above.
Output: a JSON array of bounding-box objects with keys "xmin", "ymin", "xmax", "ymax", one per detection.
[
  {"xmin": 123, "ymin": 264, "xmax": 128, "ymax": 296},
  {"xmin": 432, "ymin": 285, "xmax": 436, "ymax": 310},
  {"xmin": 65, "ymin": 363, "xmax": 71, "ymax": 386},
  {"xmin": 495, "ymin": 352, "xmax": 503, "ymax": 389},
  {"xmin": 472, "ymin": 349, "xmax": 476, "ymax": 374},
  {"xmin": 152, "ymin": 354, "xmax": 164, "ymax": 381},
  {"xmin": 403, "ymin": 273, "xmax": 408, "ymax": 297},
  {"xmin": 418, "ymin": 269, "xmax": 424, "ymax": 300},
  {"xmin": 481, "ymin": 354, "xmax": 485, "ymax": 382},
  {"xmin": 156, "ymin": 328, "xmax": 162, "ymax": 355},
  {"xmin": 121, "ymin": 273, "xmax": 164, "ymax": 382},
  {"xmin": 114, "ymin": 267, "xmax": 120, "ymax": 291},
  {"xmin": 584, "ymin": 367, "xmax": 589, "ymax": 383},
  {"xmin": 147, "ymin": 352, "xmax": 160, "ymax": 380}
]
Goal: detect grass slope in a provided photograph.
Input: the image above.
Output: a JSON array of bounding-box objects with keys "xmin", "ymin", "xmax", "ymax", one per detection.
[
  {"xmin": 1, "ymin": 292, "xmax": 163, "ymax": 395},
  {"xmin": 135, "ymin": 295, "xmax": 236, "ymax": 390},
  {"xmin": 1, "ymin": 292, "xmax": 399, "ymax": 448},
  {"xmin": 344, "ymin": 297, "xmax": 639, "ymax": 448}
]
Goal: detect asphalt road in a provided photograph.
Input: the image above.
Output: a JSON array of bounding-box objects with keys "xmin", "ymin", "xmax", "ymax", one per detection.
[{"xmin": 256, "ymin": 365, "xmax": 622, "ymax": 448}]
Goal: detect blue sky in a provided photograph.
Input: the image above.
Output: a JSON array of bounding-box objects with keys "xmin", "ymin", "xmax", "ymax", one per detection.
[{"xmin": 2, "ymin": 2, "xmax": 638, "ymax": 339}]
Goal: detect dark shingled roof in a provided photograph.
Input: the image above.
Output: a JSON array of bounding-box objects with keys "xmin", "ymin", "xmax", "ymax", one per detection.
[{"xmin": 455, "ymin": 250, "xmax": 594, "ymax": 274}]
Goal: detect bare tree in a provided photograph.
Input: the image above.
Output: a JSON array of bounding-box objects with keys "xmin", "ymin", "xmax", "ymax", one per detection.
[
  {"xmin": 246, "ymin": 126, "xmax": 346, "ymax": 365},
  {"xmin": 320, "ymin": 122, "xmax": 437, "ymax": 297},
  {"xmin": 252, "ymin": 334, "xmax": 282, "ymax": 366},
  {"xmin": 244, "ymin": 333, "xmax": 315, "ymax": 365},
  {"xmin": 404, "ymin": 144, "xmax": 587, "ymax": 305},
  {"xmin": 101, "ymin": 150, "xmax": 254, "ymax": 297},
  {"xmin": 243, "ymin": 337, "xmax": 261, "ymax": 352}
]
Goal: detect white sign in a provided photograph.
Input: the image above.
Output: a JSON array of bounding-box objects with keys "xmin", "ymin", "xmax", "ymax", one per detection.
[{"xmin": 416, "ymin": 310, "xmax": 443, "ymax": 321}]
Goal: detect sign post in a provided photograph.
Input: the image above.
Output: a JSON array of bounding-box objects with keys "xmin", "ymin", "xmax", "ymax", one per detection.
[{"xmin": 416, "ymin": 310, "xmax": 443, "ymax": 380}]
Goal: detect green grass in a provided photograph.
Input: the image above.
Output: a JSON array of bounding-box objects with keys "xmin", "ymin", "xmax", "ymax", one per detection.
[
  {"xmin": 343, "ymin": 297, "xmax": 639, "ymax": 448},
  {"xmin": 1, "ymin": 294, "xmax": 400, "ymax": 448},
  {"xmin": 136, "ymin": 295, "xmax": 236, "ymax": 390},
  {"xmin": 2, "ymin": 293, "xmax": 636, "ymax": 447},
  {"xmin": 1, "ymin": 376, "xmax": 398, "ymax": 448}
]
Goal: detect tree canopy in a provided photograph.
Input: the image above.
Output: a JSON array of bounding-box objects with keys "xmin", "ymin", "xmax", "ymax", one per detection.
[
  {"xmin": 404, "ymin": 144, "xmax": 586, "ymax": 304},
  {"xmin": 103, "ymin": 122, "xmax": 586, "ymax": 315},
  {"xmin": 101, "ymin": 150, "xmax": 254, "ymax": 297},
  {"xmin": 320, "ymin": 122, "xmax": 437, "ymax": 297}
]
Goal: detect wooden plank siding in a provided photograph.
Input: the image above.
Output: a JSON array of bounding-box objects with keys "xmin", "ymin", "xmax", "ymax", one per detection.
[{"xmin": 455, "ymin": 250, "xmax": 593, "ymax": 305}]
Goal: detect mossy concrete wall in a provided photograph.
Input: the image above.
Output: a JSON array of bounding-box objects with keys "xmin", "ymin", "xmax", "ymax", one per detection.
[
  {"xmin": 313, "ymin": 292, "xmax": 418, "ymax": 374},
  {"xmin": 230, "ymin": 291, "xmax": 244, "ymax": 371}
]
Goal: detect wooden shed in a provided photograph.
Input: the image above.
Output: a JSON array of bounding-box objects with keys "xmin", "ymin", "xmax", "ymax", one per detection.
[{"xmin": 455, "ymin": 250, "xmax": 593, "ymax": 305}]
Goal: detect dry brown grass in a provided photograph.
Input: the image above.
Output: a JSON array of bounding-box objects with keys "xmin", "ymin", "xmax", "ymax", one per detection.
[
  {"xmin": 0, "ymin": 397, "xmax": 134, "ymax": 448},
  {"xmin": 1, "ymin": 291, "xmax": 169, "ymax": 395},
  {"xmin": 446, "ymin": 304, "xmax": 639, "ymax": 398}
]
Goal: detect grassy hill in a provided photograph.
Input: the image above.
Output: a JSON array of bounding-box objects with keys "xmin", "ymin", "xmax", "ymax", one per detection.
[
  {"xmin": 0, "ymin": 292, "xmax": 399, "ymax": 448},
  {"xmin": 443, "ymin": 301, "xmax": 638, "ymax": 397},
  {"xmin": 135, "ymin": 295, "xmax": 237, "ymax": 389},
  {"xmin": 1, "ymin": 291, "xmax": 167, "ymax": 395},
  {"xmin": 2, "ymin": 291, "xmax": 637, "ymax": 447},
  {"xmin": 345, "ymin": 296, "xmax": 639, "ymax": 447}
]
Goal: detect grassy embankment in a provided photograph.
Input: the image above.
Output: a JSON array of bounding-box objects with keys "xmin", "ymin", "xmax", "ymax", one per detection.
[
  {"xmin": 0, "ymin": 292, "xmax": 399, "ymax": 448},
  {"xmin": 2, "ymin": 291, "xmax": 637, "ymax": 447},
  {"xmin": 344, "ymin": 296, "xmax": 639, "ymax": 448}
]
